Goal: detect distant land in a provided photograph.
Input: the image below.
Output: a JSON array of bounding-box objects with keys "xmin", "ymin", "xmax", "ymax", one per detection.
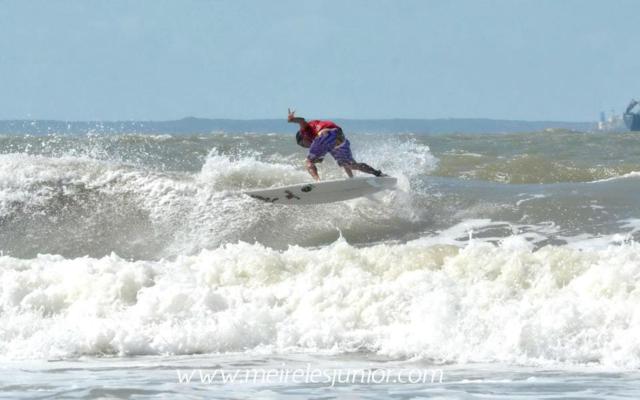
[{"xmin": 0, "ymin": 117, "xmax": 595, "ymax": 135}]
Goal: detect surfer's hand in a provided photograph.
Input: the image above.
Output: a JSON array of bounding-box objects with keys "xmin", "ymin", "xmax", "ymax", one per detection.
[{"xmin": 288, "ymin": 109, "xmax": 307, "ymax": 126}]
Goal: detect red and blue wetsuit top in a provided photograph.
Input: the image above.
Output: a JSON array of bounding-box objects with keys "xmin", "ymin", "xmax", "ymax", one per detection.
[{"xmin": 300, "ymin": 120, "xmax": 340, "ymax": 144}]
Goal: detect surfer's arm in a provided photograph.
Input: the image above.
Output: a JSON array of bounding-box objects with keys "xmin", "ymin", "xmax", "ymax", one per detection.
[
  {"xmin": 305, "ymin": 159, "xmax": 320, "ymax": 181},
  {"xmin": 287, "ymin": 108, "xmax": 307, "ymax": 129}
]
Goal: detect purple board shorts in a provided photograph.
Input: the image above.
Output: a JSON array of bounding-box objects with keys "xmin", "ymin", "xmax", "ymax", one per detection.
[{"xmin": 307, "ymin": 128, "xmax": 355, "ymax": 166}]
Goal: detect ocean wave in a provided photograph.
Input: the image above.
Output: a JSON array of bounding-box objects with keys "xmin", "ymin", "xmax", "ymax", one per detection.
[
  {"xmin": 0, "ymin": 137, "xmax": 436, "ymax": 259},
  {"xmin": 2, "ymin": 236, "xmax": 640, "ymax": 367}
]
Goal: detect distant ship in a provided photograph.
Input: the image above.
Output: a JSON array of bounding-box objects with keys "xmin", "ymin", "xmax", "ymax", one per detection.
[{"xmin": 624, "ymin": 99, "xmax": 640, "ymax": 131}]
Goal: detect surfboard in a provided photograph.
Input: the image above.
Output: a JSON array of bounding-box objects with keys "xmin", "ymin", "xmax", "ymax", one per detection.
[{"xmin": 244, "ymin": 176, "xmax": 397, "ymax": 205}]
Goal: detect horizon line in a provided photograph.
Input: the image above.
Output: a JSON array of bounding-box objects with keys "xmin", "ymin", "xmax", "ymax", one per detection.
[{"xmin": 0, "ymin": 116, "xmax": 595, "ymax": 124}]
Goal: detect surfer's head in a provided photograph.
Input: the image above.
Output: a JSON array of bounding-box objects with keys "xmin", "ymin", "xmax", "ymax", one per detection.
[{"xmin": 296, "ymin": 131, "xmax": 311, "ymax": 148}]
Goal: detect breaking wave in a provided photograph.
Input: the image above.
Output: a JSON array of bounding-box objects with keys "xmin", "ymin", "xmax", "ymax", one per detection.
[
  {"xmin": 0, "ymin": 136, "xmax": 438, "ymax": 259},
  {"xmin": 2, "ymin": 235, "xmax": 640, "ymax": 367}
]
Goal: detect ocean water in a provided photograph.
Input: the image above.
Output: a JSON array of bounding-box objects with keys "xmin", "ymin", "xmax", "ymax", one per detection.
[{"xmin": 2, "ymin": 129, "xmax": 640, "ymax": 398}]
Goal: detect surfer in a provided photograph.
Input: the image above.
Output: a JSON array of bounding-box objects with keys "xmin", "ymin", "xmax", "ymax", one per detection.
[{"xmin": 287, "ymin": 109, "xmax": 384, "ymax": 181}]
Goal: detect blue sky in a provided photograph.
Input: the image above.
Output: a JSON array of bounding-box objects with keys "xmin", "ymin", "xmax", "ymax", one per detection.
[{"xmin": 0, "ymin": 0, "xmax": 638, "ymax": 121}]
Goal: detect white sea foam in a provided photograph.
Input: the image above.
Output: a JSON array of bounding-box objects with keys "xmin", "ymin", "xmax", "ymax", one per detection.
[
  {"xmin": 2, "ymin": 233, "xmax": 640, "ymax": 367},
  {"xmin": 198, "ymin": 148, "xmax": 308, "ymax": 189}
]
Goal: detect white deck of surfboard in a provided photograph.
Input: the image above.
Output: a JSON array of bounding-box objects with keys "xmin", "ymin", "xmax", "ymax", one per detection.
[{"xmin": 244, "ymin": 176, "xmax": 397, "ymax": 205}]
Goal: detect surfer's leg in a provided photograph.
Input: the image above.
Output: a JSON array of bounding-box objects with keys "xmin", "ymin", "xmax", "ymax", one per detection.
[
  {"xmin": 330, "ymin": 139, "xmax": 355, "ymax": 167},
  {"xmin": 343, "ymin": 165, "xmax": 354, "ymax": 178},
  {"xmin": 350, "ymin": 162, "xmax": 383, "ymax": 176},
  {"xmin": 331, "ymin": 139, "xmax": 383, "ymax": 177}
]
